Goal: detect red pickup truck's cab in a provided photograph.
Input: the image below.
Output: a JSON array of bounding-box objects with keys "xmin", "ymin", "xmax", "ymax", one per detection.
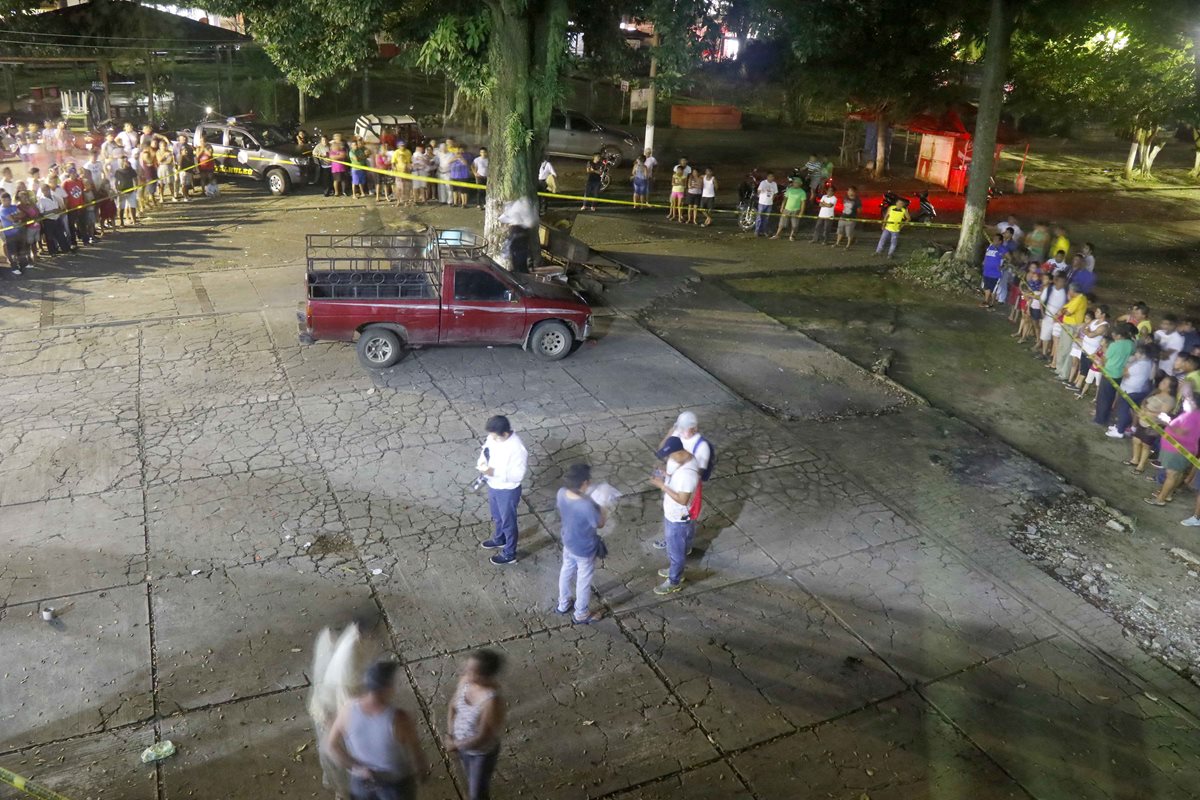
[{"xmin": 299, "ymin": 229, "xmax": 592, "ymax": 368}]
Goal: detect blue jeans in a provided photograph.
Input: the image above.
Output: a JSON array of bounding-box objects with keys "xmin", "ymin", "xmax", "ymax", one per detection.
[
  {"xmin": 1115, "ymin": 390, "xmax": 1149, "ymax": 434},
  {"xmin": 754, "ymin": 203, "xmax": 772, "ymax": 235},
  {"xmin": 876, "ymin": 229, "xmax": 900, "ymax": 256},
  {"xmin": 487, "ymin": 486, "xmax": 521, "ymax": 559},
  {"xmin": 1094, "ymin": 379, "xmax": 1118, "ymax": 427},
  {"xmin": 349, "ymin": 775, "xmax": 416, "ymax": 800},
  {"xmin": 557, "ymin": 550, "xmax": 595, "ymax": 619},
  {"xmin": 458, "ymin": 748, "xmax": 499, "ymax": 800},
  {"xmin": 664, "ymin": 519, "xmax": 694, "ymax": 585}
]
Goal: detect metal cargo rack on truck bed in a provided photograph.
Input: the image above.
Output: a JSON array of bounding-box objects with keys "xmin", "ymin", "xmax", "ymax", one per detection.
[{"xmin": 305, "ymin": 228, "xmax": 486, "ymax": 300}]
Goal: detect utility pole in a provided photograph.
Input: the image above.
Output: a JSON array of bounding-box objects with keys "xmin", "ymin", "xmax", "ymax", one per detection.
[
  {"xmin": 298, "ymin": 87, "xmax": 307, "ymax": 123},
  {"xmin": 644, "ymin": 32, "xmax": 658, "ymax": 151}
]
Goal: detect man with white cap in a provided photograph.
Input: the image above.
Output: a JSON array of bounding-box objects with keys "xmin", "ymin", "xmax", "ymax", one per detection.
[
  {"xmin": 652, "ymin": 410, "xmax": 713, "ymax": 550},
  {"xmin": 650, "ymin": 442, "xmax": 700, "ymax": 595},
  {"xmin": 660, "ymin": 411, "xmax": 711, "ymax": 473}
]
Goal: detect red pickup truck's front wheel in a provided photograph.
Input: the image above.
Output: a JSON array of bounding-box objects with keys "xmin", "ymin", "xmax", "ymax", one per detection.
[
  {"xmin": 530, "ymin": 321, "xmax": 574, "ymax": 361},
  {"xmin": 356, "ymin": 327, "xmax": 405, "ymax": 369}
]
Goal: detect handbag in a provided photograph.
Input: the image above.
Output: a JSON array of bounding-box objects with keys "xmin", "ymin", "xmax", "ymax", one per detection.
[{"xmin": 594, "ymin": 536, "xmax": 608, "ymax": 560}]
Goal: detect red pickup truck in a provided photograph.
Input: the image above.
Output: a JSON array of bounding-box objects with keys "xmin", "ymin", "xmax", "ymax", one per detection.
[{"xmin": 298, "ymin": 228, "xmax": 592, "ymax": 368}]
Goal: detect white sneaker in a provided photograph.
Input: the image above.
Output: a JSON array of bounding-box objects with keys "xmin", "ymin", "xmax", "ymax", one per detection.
[
  {"xmin": 10, "ymin": 268, "xmax": 21, "ymax": 275},
  {"xmin": 1105, "ymin": 427, "xmax": 1124, "ymax": 439},
  {"xmin": 1181, "ymin": 516, "xmax": 1200, "ymax": 527}
]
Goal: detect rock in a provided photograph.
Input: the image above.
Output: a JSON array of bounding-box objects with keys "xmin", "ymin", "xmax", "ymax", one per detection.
[
  {"xmin": 1139, "ymin": 596, "xmax": 1161, "ymax": 611},
  {"xmin": 1105, "ymin": 519, "xmax": 1125, "ymax": 532},
  {"xmin": 1168, "ymin": 547, "xmax": 1200, "ymax": 567}
]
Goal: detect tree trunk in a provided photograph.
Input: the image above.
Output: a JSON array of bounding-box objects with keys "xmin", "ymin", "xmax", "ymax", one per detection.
[
  {"xmin": 483, "ymin": 0, "xmax": 569, "ymax": 265},
  {"xmin": 446, "ymin": 88, "xmax": 463, "ymax": 122},
  {"xmin": 1142, "ymin": 141, "xmax": 1164, "ymax": 177},
  {"xmin": 872, "ymin": 115, "xmax": 888, "ymax": 178},
  {"xmin": 298, "ymin": 87, "xmax": 307, "ymax": 123},
  {"xmin": 954, "ymin": 0, "xmax": 1012, "ymax": 263},
  {"xmin": 1190, "ymin": 147, "xmax": 1200, "ymax": 178},
  {"xmin": 1124, "ymin": 139, "xmax": 1139, "ymax": 180}
]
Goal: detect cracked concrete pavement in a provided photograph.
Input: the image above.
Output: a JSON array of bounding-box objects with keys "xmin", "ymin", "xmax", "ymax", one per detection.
[{"xmin": 1, "ymin": 188, "xmax": 1199, "ymax": 799}]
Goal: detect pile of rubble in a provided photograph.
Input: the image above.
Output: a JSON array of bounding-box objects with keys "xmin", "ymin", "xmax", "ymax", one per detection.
[
  {"xmin": 1012, "ymin": 495, "xmax": 1200, "ymax": 686},
  {"xmin": 891, "ymin": 248, "xmax": 978, "ymax": 294}
]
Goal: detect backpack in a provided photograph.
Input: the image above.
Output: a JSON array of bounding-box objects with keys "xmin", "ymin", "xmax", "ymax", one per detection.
[{"xmin": 695, "ymin": 436, "xmax": 716, "ymax": 482}]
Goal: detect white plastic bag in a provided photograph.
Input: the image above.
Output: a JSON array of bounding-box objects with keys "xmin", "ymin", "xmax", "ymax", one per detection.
[{"xmin": 587, "ymin": 482, "xmax": 622, "ymax": 532}]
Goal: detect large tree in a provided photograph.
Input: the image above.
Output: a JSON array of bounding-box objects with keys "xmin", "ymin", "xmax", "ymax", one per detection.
[{"xmin": 201, "ymin": 0, "xmax": 712, "ymax": 262}]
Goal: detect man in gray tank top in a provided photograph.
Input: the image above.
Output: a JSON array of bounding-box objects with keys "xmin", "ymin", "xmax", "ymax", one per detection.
[{"xmin": 326, "ymin": 661, "xmax": 430, "ymax": 800}]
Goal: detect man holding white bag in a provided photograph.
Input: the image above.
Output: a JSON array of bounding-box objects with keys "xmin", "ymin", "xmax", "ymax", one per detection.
[{"xmin": 555, "ymin": 463, "xmax": 608, "ymax": 625}]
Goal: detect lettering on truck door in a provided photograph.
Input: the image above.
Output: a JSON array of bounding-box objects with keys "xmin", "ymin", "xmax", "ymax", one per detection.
[{"xmin": 442, "ymin": 265, "xmax": 525, "ymax": 343}]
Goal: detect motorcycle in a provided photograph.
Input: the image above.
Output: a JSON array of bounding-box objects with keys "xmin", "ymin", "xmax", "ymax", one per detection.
[
  {"xmin": 914, "ymin": 190, "xmax": 937, "ymax": 223},
  {"xmin": 736, "ymin": 171, "xmax": 761, "ymax": 231}
]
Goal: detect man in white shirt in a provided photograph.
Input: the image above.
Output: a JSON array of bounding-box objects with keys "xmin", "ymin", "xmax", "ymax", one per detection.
[
  {"xmin": 811, "ymin": 186, "xmax": 838, "ymax": 244},
  {"xmin": 1155, "ymin": 316, "xmax": 1185, "ymax": 376},
  {"xmin": 0, "ymin": 167, "xmax": 16, "ymax": 200},
  {"xmin": 653, "ymin": 411, "xmax": 712, "ymax": 551},
  {"xmin": 37, "ymin": 183, "xmax": 71, "ymax": 254},
  {"xmin": 995, "ymin": 215, "xmax": 1022, "ymax": 243},
  {"xmin": 650, "ymin": 442, "xmax": 700, "ymax": 595},
  {"xmin": 1038, "ymin": 273, "xmax": 1069, "ymax": 358},
  {"xmin": 642, "ymin": 148, "xmax": 657, "ymax": 193},
  {"xmin": 116, "ymin": 122, "xmax": 139, "ymax": 154},
  {"xmin": 1081, "ymin": 241, "xmax": 1096, "ymax": 272},
  {"xmin": 436, "ymin": 139, "xmax": 454, "ymax": 204},
  {"xmin": 754, "ymin": 172, "xmax": 778, "ymax": 236},
  {"xmin": 1044, "ymin": 249, "xmax": 1069, "ymax": 277},
  {"xmin": 476, "ymin": 415, "xmax": 528, "ymax": 565},
  {"xmin": 471, "ymin": 147, "xmax": 488, "ymax": 209}
]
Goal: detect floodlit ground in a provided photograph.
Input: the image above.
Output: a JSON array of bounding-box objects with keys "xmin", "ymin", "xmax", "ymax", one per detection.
[{"xmin": 2, "ymin": 180, "xmax": 1200, "ymax": 800}]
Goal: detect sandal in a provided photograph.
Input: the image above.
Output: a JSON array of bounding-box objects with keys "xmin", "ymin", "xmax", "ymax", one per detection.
[
  {"xmin": 1144, "ymin": 497, "xmax": 1167, "ymax": 506},
  {"xmin": 1130, "ymin": 467, "xmax": 1145, "ymax": 475},
  {"xmin": 1122, "ymin": 460, "xmax": 1136, "ymax": 466},
  {"xmin": 572, "ymin": 610, "xmax": 604, "ymax": 625}
]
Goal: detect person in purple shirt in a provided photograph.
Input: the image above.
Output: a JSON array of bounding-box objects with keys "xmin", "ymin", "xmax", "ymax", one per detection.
[{"xmin": 980, "ymin": 233, "xmax": 1005, "ymax": 308}]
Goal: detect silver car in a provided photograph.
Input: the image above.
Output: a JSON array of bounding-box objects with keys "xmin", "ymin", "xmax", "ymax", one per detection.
[{"xmin": 545, "ymin": 110, "xmax": 638, "ymax": 167}]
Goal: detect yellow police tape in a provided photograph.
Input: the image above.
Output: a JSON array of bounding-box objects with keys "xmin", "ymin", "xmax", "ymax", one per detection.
[
  {"xmin": 0, "ymin": 766, "xmax": 75, "ymax": 800},
  {"xmin": 291, "ymin": 153, "xmax": 964, "ymax": 229}
]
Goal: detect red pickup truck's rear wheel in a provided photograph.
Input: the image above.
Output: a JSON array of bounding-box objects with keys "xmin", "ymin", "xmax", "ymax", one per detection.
[
  {"xmin": 530, "ymin": 321, "xmax": 573, "ymax": 361},
  {"xmin": 356, "ymin": 327, "xmax": 405, "ymax": 369}
]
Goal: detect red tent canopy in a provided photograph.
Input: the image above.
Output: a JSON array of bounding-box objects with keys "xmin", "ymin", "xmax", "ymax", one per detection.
[{"xmin": 847, "ymin": 105, "xmax": 1021, "ymax": 144}]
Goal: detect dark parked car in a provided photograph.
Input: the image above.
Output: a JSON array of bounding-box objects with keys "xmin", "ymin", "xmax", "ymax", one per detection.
[{"xmin": 189, "ymin": 120, "xmax": 311, "ymax": 195}]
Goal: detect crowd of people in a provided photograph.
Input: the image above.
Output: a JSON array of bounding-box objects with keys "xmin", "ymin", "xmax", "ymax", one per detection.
[
  {"xmin": 1, "ymin": 120, "xmax": 222, "ymax": 275},
  {"xmin": 976, "ymin": 216, "xmax": 1200, "ymax": 523},
  {"xmin": 309, "ymin": 131, "xmax": 489, "ymax": 208}
]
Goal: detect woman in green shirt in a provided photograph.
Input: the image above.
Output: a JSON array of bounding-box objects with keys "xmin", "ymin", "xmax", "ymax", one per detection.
[{"xmin": 1094, "ymin": 322, "xmax": 1136, "ymax": 428}]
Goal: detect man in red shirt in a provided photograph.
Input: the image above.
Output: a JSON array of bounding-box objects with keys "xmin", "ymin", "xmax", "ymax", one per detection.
[
  {"xmin": 61, "ymin": 165, "xmax": 88, "ymax": 246},
  {"xmin": 379, "ymin": 126, "xmax": 397, "ymax": 150}
]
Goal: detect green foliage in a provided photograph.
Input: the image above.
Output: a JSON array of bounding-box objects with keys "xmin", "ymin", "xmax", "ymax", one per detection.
[
  {"xmin": 1009, "ymin": 24, "xmax": 1195, "ymax": 138},
  {"xmin": 775, "ymin": 0, "xmax": 963, "ymax": 119},
  {"xmin": 198, "ymin": 0, "xmax": 390, "ymax": 96},
  {"xmin": 416, "ymin": 14, "xmax": 492, "ymax": 98}
]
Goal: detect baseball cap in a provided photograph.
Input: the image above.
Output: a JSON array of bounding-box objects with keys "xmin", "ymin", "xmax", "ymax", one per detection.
[
  {"xmin": 655, "ymin": 436, "xmax": 685, "ymax": 460},
  {"xmin": 674, "ymin": 411, "xmax": 698, "ymax": 430}
]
